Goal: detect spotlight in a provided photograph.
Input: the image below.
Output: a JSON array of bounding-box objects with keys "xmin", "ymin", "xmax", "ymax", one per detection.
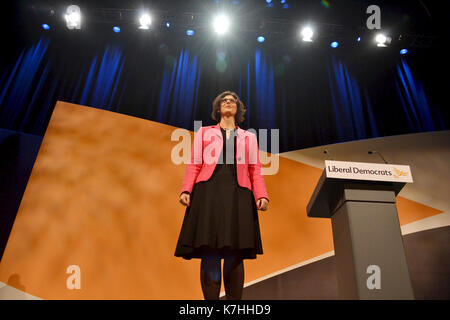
[
  {"xmin": 213, "ymin": 15, "xmax": 230, "ymax": 35},
  {"xmin": 330, "ymin": 41, "xmax": 339, "ymax": 48},
  {"xmin": 375, "ymin": 33, "xmax": 391, "ymax": 47},
  {"xmin": 357, "ymin": 36, "xmax": 361, "ymax": 42},
  {"xmin": 400, "ymin": 48, "xmax": 408, "ymax": 55},
  {"xmin": 166, "ymin": 22, "xmax": 171, "ymax": 28},
  {"xmin": 42, "ymin": 24, "xmax": 50, "ymax": 30},
  {"xmin": 257, "ymin": 36, "xmax": 265, "ymax": 43},
  {"xmin": 375, "ymin": 34, "xmax": 386, "ymax": 45},
  {"xmin": 113, "ymin": 26, "xmax": 121, "ymax": 33},
  {"xmin": 139, "ymin": 13, "xmax": 151, "ymax": 29},
  {"xmin": 186, "ymin": 29, "xmax": 195, "ymax": 36},
  {"xmin": 301, "ymin": 26, "xmax": 314, "ymax": 42},
  {"xmin": 64, "ymin": 5, "xmax": 81, "ymax": 30}
]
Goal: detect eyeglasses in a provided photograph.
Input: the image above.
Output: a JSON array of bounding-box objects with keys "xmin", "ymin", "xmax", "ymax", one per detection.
[{"xmin": 220, "ymin": 98, "xmax": 237, "ymax": 104}]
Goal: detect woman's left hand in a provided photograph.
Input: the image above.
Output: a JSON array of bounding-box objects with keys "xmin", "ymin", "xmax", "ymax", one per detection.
[{"xmin": 256, "ymin": 198, "xmax": 269, "ymax": 211}]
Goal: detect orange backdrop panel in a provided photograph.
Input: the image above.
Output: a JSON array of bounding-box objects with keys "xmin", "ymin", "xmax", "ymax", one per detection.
[{"xmin": 0, "ymin": 101, "xmax": 442, "ymax": 299}]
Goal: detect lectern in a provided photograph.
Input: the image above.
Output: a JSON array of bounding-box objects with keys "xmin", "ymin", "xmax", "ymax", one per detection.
[{"xmin": 307, "ymin": 160, "xmax": 415, "ymax": 299}]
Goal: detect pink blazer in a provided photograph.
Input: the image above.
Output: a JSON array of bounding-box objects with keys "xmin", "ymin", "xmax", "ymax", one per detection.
[{"xmin": 180, "ymin": 123, "xmax": 269, "ymax": 202}]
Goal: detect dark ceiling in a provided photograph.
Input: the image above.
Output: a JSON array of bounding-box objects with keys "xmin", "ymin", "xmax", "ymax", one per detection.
[
  {"xmin": 9, "ymin": 0, "xmax": 445, "ymax": 34},
  {"xmin": 2, "ymin": 0, "xmax": 445, "ymax": 57}
]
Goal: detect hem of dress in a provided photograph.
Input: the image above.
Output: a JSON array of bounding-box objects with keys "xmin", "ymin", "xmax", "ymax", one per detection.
[{"xmin": 174, "ymin": 244, "xmax": 263, "ymax": 260}]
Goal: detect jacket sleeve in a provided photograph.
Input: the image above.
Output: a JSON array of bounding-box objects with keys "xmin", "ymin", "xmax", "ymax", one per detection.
[
  {"xmin": 248, "ymin": 132, "xmax": 269, "ymax": 202},
  {"xmin": 180, "ymin": 126, "xmax": 204, "ymax": 196}
]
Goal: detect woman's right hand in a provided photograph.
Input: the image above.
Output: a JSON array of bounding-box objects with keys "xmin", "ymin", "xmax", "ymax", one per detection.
[{"xmin": 179, "ymin": 192, "xmax": 191, "ymax": 207}]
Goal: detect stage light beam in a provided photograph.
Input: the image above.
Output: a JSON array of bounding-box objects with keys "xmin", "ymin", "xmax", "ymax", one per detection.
[
  {"xmin": 301, "ymin": 26, "xmax": 314, "ymax": 42},
  {"xmin": 139, "ymin": 13, "xmax": 152, "ymax": 29},
  {"xmin": 64, "ymin": 5, "xmax": 81, "ymax": 30},
  {"xmin": 213, "ymin": 15, "xmax": 230, "ymax": 35},
  {"xmin": 375, "ymin": 33, "xmax": 391, "ymax": 47}
]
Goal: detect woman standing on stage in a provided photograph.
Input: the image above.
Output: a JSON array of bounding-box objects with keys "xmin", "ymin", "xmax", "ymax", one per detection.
[{"xmin": 174, "ymin": 90, "xmax": 269, "ymax": 300}]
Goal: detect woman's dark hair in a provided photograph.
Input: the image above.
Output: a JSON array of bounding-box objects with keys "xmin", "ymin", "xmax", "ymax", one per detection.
[{"xmin": 211, "ymin": 91, "xmax": 247, "ymax": 124}]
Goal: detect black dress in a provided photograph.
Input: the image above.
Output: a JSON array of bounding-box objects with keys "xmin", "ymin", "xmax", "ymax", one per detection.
[{"xmin": 174, "ymin": 127, "xmax": 263, "ymax": 260}]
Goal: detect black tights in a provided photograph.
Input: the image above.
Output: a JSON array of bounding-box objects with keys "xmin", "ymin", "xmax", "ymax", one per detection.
[{"xmin": 200, "ymin": 254, "xmax": 244, "ymax": 300}]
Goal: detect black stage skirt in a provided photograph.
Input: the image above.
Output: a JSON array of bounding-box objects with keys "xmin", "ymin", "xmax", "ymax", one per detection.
[{"xmin": 174, "ymin": 128, "xmax": 263, "ymax": 260}]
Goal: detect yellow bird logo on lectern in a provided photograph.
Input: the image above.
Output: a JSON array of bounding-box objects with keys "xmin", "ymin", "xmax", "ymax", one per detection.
[{"xmin": 393, "ymin": 167, "xmax": 408, "ymax": 178}]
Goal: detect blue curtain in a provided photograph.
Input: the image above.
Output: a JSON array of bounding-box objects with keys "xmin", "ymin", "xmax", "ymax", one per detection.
[
  {"xmin": 217, "ymin": 47, "xmax": 276, "ymax": 151},
  {"xmin": 158, "ymin": 48, "xmax": 201, "ymax": 128},
  {"xmin": 0, "ymin": 38, "xmax": 50, "ymax": 131},
  {"xmin": 0, "ymin": 38, "xmax": 127, "ymax": 133},
  {"xmin": 0, "ymin": 36, "xmax": 446, "ymax": 152},
  {"xmin": 80, "ymin": 44, "xmax": 125, "ymax": 110},
  {"xmin": 253, "ymin": 48, "xmax": 276, "ymax": 130},
  {"xmin": 395, "ymin": 59, "xmax": 441, "ymax": 132},
  {"xmin": 328, "ymin": 55, "xmax": 378, "ymax": 142}
]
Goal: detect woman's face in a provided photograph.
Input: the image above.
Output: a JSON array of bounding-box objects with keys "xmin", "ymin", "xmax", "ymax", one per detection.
[{"xmin": 219, "ymin": 94, "xmax": 238, "ymax": 119}]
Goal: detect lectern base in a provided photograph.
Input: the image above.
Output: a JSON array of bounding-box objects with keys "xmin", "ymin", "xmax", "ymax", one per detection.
[{"xmin": 331, "ymin": 189, "xmax": 414, "ymax": 299}]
